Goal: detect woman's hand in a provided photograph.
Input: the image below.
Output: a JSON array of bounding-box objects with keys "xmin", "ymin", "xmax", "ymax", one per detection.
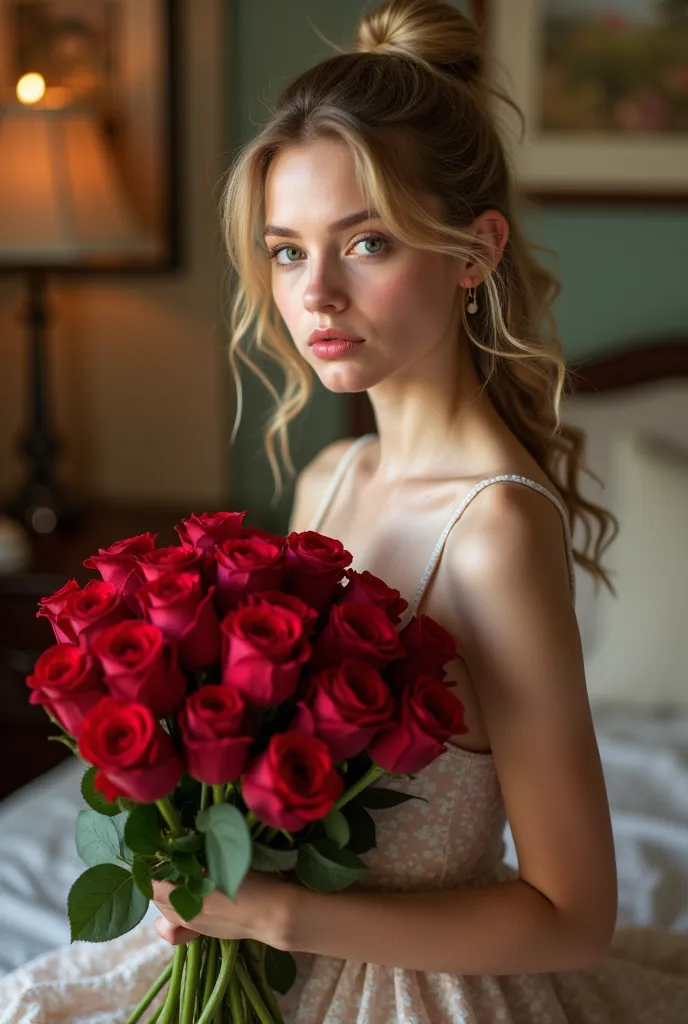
[{"xmin": 152, "ymin": 870, "xmax": 296, "ymax": 948}]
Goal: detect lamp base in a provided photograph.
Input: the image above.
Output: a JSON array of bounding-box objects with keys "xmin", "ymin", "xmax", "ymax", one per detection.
[{"xmin": 6, "ymin": 481, "xmax": 80, "ymax": 537}]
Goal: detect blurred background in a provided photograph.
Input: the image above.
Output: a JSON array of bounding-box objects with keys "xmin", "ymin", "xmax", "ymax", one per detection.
[{"xmin": 0, "ymin": 0, "xmax": 687, "ymax": 977}]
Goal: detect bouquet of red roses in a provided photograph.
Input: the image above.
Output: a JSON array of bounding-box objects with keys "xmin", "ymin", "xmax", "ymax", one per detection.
[{"xmin": 26, "ymin": 511, "xmax": 467, "ymax": 1024}]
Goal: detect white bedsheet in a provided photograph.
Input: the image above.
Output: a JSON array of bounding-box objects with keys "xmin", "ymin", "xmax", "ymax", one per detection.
[{"xmin": 0, "ymin": 704, "xmax": 687, "ymax": 979}]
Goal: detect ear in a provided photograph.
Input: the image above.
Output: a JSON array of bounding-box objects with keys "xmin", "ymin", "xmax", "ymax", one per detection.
[{"xmin": 459, "ymin": 210, "xmax": 510, "ymax": 289}]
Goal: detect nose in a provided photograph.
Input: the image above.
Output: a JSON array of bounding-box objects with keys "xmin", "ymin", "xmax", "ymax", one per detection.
[{"xmin": 302, "ymin": 257, "xmax": 348, "ymax": 316}]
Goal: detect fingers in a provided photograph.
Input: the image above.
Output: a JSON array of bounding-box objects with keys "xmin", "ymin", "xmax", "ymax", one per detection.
[{"xmin": 155, "ymin": 916, "xmax": 200, "ymax": 946}]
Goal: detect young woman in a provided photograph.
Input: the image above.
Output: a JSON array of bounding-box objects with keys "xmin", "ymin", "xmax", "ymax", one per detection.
[{"xmin": 2, "ymin": 2, "xmax": 687, "ymax": 1022}]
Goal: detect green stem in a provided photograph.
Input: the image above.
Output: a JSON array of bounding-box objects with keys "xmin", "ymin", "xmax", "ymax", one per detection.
[
  {"xmin": 123, "ymin": 960, "xmax": 173, "ymax": 1024},
  {"xmin": 252, "ymin": 822, "xmax": 268, "ymax": 841},
  {"xmin": 333, "ymin": 764, "xmax": 386, "ymax": 812},
  {"xmin": 212, "ymin": 785, "xmax": 225, "ymax": 805},
  {"xmin": 235, "ymin": 956, "xmax": 278, "ymax": 1024},
  {"xmin": 201, "ymin": 937, "xmax": 218, "ymax": 1006},
  {"xmin": 156, "ymin": 797, "xmax": 184, "ymax": 838},
  {"xmin": 228, "ymin": 970, "xmax": 247, "ymax": 1024},
  {"xmin": 180, "ymin": 937, "xmax": 203, "ymax": 1024},
  {"xmin": 142, "ymin": 1006, "xmax": 163, "ymax": 1024},
  {"xmin": 224, "ymin": 782, "xmax": 235, "ymax": 801},
  {"xmin": 201, "ymin": 783, "xmax": 210, "ymax": 811},
  {"xmin": 158, "ymin": 945, "xmax": 187, "ymax": 1024},
  {"xmin": 196, "ymin": 939, "xmax": 239, "ymax": 1024},
  {"xmin": 244, "ymin": 941, "xmax": 285, "ymax": 1024}
]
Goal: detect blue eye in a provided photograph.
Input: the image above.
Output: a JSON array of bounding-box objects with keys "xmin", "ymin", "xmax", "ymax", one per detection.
[{"xmin": 266, "ymin": 234, "xmax": 389, "ymax": 269}]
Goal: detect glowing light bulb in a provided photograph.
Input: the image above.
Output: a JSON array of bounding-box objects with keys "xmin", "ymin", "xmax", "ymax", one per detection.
[{"xmin": 16, "ymin": 73, "xmax": 46, "ymax": 105}]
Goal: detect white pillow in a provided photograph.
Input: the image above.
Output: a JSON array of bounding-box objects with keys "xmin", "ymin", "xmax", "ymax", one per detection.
[{"xmin": 584, "ymin": 435, "xmax": 688, "ymax": 706}]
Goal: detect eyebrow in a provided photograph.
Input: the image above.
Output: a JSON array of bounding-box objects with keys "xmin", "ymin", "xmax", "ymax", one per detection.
[{"xmin": 263, "ymin": 209, "xmax": 380, "ymax": 239}]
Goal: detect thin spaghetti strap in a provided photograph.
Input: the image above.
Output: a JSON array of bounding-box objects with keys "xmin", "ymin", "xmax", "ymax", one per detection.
[
  {"xmin": 399, "ymin": 475, "xmax": 577, "ymax": 628},
  {"xmin": 307, "ymin": 434, "xmax": 378, "ymax": 533}
]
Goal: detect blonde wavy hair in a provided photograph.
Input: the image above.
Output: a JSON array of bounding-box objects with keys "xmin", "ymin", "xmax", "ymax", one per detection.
[{"xmin": 220, "ymin": 0, "xmax": 618, "ymax": 590}]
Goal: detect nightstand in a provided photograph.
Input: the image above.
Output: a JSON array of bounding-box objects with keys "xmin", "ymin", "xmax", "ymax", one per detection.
[{"xmin": 0, "ymin": 506, "xmax": 190, "ymax": 802}]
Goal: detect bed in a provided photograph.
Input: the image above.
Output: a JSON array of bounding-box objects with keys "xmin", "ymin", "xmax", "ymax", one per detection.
[{"xmin": 1, "ymin": 340, "xmax": 687, "ymax": 979}]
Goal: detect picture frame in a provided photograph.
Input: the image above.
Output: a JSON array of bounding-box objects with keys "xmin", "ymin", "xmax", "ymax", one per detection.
[{"xmin": 472, "ymin": 0, "xmax": 688, "ymax": 204}]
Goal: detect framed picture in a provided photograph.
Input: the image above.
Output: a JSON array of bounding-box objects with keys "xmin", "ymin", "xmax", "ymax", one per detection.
[
  {"xmin": 0, "ymin": 0, "xmax": 180, "ymax": 272},
  {"xmin": 472, "ymin": 0, "xmax": 688, "ymax": 203}
]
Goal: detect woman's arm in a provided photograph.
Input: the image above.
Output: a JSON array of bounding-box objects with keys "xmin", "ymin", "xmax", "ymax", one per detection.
[{"xmin": 281, "ymin": 484, "xmax": 618, "ymax": 974}]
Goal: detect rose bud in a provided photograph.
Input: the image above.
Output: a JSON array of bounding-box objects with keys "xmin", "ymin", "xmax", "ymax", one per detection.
[
  {"xmin": 387, "ymin": 614, "xmax": 458, "ymax": 688},
  {"xmin": 43, "ymin": 580, "xmax": 131, "ymax": 648},
  {"xmin": 78, "ymin": 697, "xmax": 182, "ymax": 804},
  {"xmin": 135, "ymin": 571, "xmax": 220, "ymax": 671},
  {"xmin": 83, "ymin": 532, "xmax": 157, "ymax": 608},
  {"xmin": 368, "ymin": 675, "xmax": 468, "ymax": 774},
  {"xmin": 242, "ymin": 525, "xmax": 286, "ymax": 547},
  {"xmin": 221, "ymin": 603, "xmax": 311, "ymax": 707},
  {"xmin": 283, "ymin": 531, "xmax": 352, "ymax": 613},
  {"xmin": 179, "ymin": 686, "xmax": 253, "ymax": 785},
  {"xmin": 290, "ymin": 658, "xmax": 395, "ymax": 761},
  {"xmin": 311, "ymin": 602, "xmax": 404, "ymax": 672},
  {"xmin": 137, "ymin": 544, "xmax": 205, "ymax": 584},
  {"xmin": 175, "ymin": 511, "xmax": 246, "ymax": 550},
  {"xmin": 214, "ymin": 537, "xmax": 285, "ymax": 615},
  {"xmin": 338, "ymin": 569, "xmax": 408, "ymax": 624},
  {"xmin": 91, "ymin": 621, "xmax": 186, "ymax": 717},
  {"xmin": 242, "ymin": 731, "xmax": 344, "ymax": 832},
  {"xmin": 37, "ymin": 579, "xmax": 82, "ymax": 644},
  {"xmin": 244, "ymin": 590, "xmax": 319, "ymax": 635},
  {"xmin": 26, "ymin": 644, "xmax": 106, "ymax": 738}
]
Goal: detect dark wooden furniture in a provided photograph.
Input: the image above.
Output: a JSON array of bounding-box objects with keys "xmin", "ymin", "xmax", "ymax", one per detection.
[{"xmin": 0, "ymin": 506, "xmax": 190, "ymax": 803}]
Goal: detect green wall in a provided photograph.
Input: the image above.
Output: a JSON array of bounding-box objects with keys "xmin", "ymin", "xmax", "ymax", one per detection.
[{"xmin": 227, "ymin": 0, "xmax": 688, "ymax": 528}]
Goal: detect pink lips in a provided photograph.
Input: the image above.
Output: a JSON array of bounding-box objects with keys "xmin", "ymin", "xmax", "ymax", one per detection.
[{"xmin": 308, "ymin": 328, "xmax": 364, "ymax": 360}]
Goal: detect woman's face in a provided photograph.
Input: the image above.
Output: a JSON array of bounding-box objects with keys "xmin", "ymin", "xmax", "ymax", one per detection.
[{"xmin": 263, "ymin": 138, "xmax": 464, "ymax": 394}]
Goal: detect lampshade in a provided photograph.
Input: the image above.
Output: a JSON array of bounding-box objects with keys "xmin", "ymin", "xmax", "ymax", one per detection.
[{"xmin": 0, "ymin": 105, "xmax": 156, "ymax": 264}]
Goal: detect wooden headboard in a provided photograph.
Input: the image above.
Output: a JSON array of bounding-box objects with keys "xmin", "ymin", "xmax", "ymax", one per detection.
[{"xmin": 350, "ymin": 337, "xmax": 688, "ymax": 435}]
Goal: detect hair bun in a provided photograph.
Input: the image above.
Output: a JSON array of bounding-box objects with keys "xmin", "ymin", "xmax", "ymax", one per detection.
[{"xmin": 355, "ymin": 0, "xmax": 483, "ymax": 85}]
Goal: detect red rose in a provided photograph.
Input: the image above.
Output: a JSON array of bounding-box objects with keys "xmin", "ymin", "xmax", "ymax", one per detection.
[
  {"xmin": 338, "ymin": 570, "xmax": 408, "ymax": 624},
  {"xmin": 26, "ymin": 643, "xmax": 106, "ymax": 737},
  {"xmin": 175, "ymin": 512, "xmax": 246, "ymax": 550},
  {"xmin": 137, "ymin": 544, "xmax": 205, "ymax": 584},
  {"xmin": 48, "ymin": 580, "xmax": 131, "ymax": 647},
  {"xmin": 291, "ymin": 658, "xmax": 394, "ymax": 761},
  {"xmin": 242, "ymin": 731, "xmax": 344, "ymax": 831},
  {"xmin": 283, "ymin": 531, "xmax": 352, "ymax": 613},
  {"xmin": 312, "ymin": 603, "xmax": 404, "ymax": 672},
  {"xmin": 91, "ymin": 621, "xmax": 186, "ymax": 717},
  {"xmin": 387, "ymin": 614, "xmax": 458, "ymax": 688},
  {"xmin": 37, "ymin": 579, "xmax": 81, "ymax": 644},
  {"xmin": 242, "ymin": 525, "xmax": 286, "ymax": 546},
  {"xmin": 83, "ymin": 533, "xmax": 156, "ymax": 607},
  {"xmin": 244, "ymin": 591, "xmax": 319, "ymax": 635},
  {"xmin": 78, "ymin": 697, "xmax": 182, "ymax": 803},
  {"xmin": 368, "ymin": 675, "xmax": 467, "ymax": 774},
  {"xmin": 178, "ymin": 686, "xmax": 253, "ymax": 785},
  {"xmin": 221, "ymin": 603, "xmax": 311, "ymax": 707},
  {"xmin": 136, "ymin": 571, "xmax": 220, "ymax": 671},
  {"xmin": 214, "ymin": 537, "xmax": 285, "ymax": 615}
]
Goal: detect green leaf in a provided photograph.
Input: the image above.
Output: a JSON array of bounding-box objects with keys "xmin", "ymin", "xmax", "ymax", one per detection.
[
  {"xmin": 151, "ymin": 862, "xmax": 184, "ymax": 883},
  {"xmin": 124, "ymin": 804, "xmax": 164, "ymax": 856},
  {"xmin": 251, "ymin": 843, "xmax": 299, "ymax": 873},
  {"xmin": 264, "ymin": 946, "xmax": 297, "ymax": 995},
  {"xmin": 295, "ymin": 840, "xmax": 368, "ymax": 893},
  {"xmin": 171, "ymin": 833, "xmax": 204, "ymax": 854},
  {"xmin": 358, "ymin": 788, "xmax": 424, "ymax": 810},
  {"xmin": 169, "ymin": 884, "xmax": 203, "ymax": 922},
  {"xmin": 132, "ymin": 859, "xmax": 153, "ymax": 900},
  {"xmin": 341, "ymin": 802, "xmax": 377, "ymax": 855},
  {"xmin": 75, "ymin": 810, "xmax": 127, "ymax": 867},
  {"xmin": 323, "ymin": 809, "xmax": 350, "ymax": 848},
  {"xmin": 196, "ymin": 804, "xmax": 251, "ymax": 900},
  {"xmin": 80, "ymin": 767, "xmax": 121, "ymax": 816},
  {"xmin": 198, "ymin": 876, "xmax": 216, "ymax": 897},
  {"xmin": 171, "ymin": 852, "xmax": 203, "ymax": 885},
  {"xmin": 68, "ymin": 864, "xmax": 148, "ymax": 942}
]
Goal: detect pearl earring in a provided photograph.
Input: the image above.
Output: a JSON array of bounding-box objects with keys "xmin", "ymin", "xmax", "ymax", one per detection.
[{"xmin": 466, "ymin": 286, "xmax": 479, "ymax": 315}]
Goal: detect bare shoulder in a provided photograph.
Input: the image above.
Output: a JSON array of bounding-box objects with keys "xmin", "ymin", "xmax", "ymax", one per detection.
[{"xmin": 288, "ymin": 437, "xmax": 358, "ymax": 533}]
